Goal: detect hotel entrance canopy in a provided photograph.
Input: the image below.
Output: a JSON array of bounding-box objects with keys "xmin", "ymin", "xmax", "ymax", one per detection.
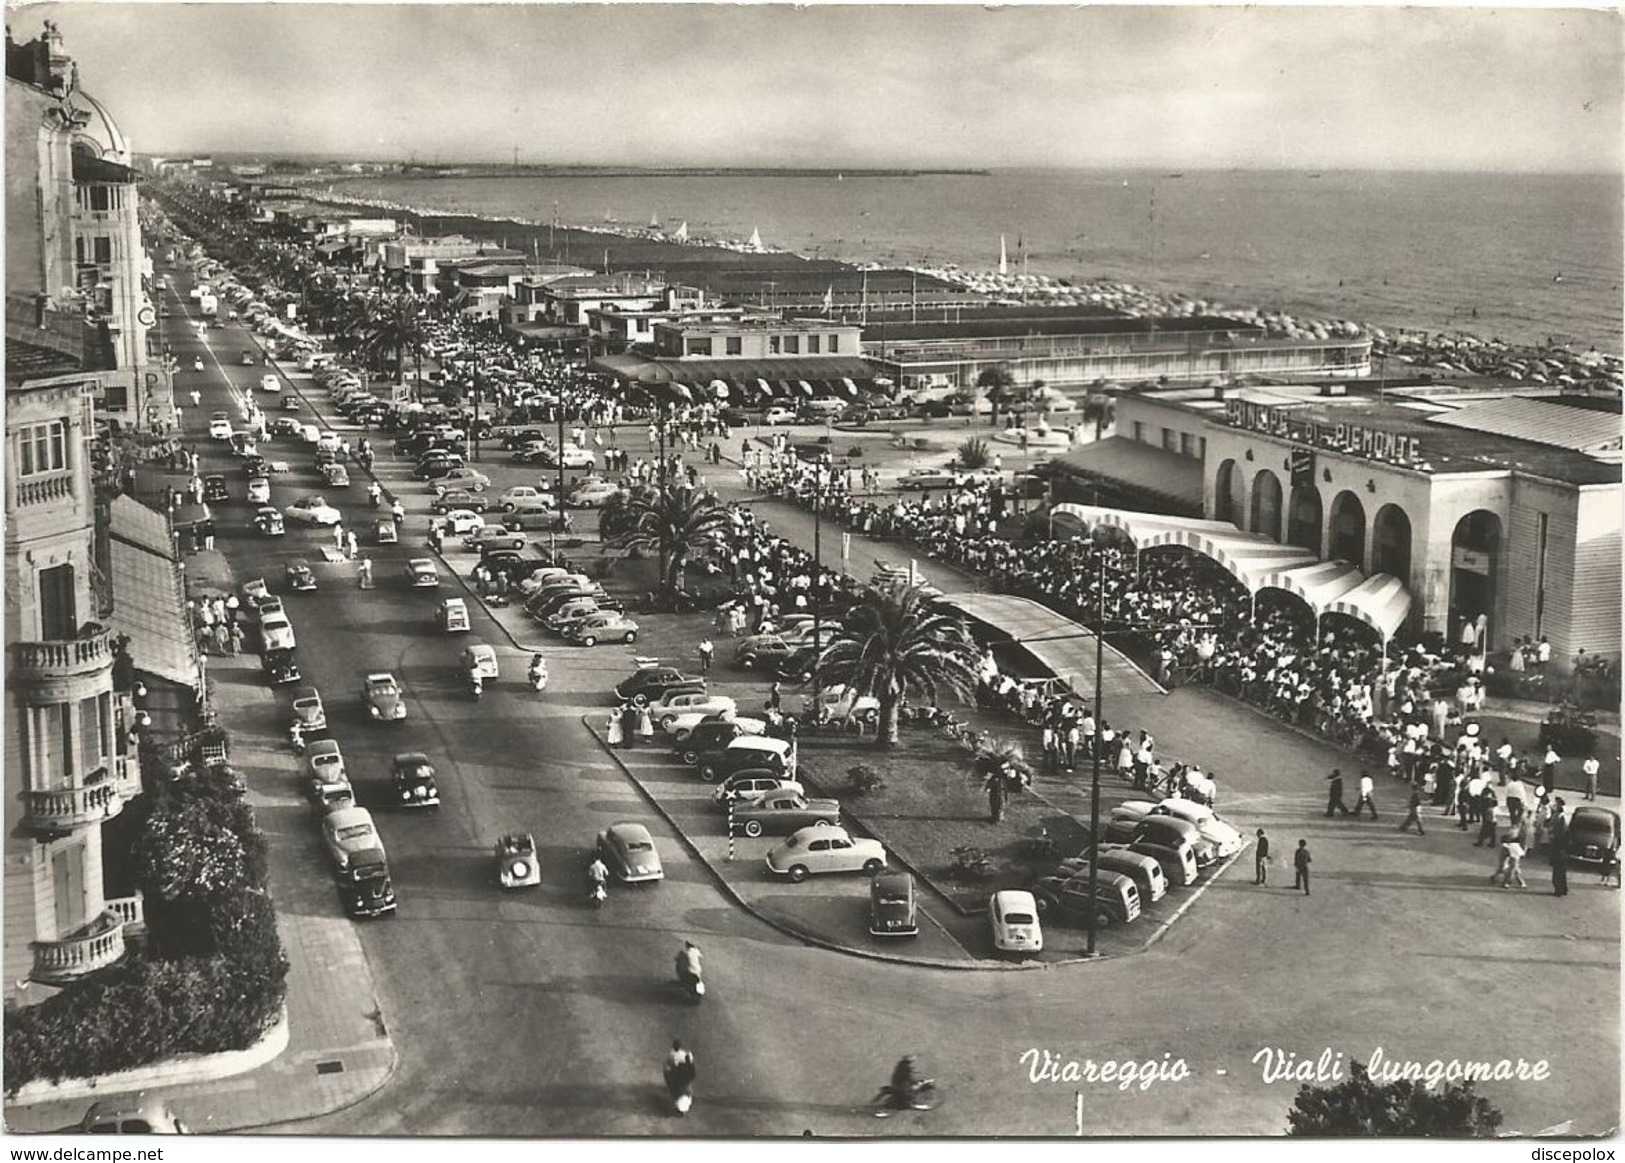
[{"xmin": 1050, "ymin": 504, "xmax": 1413, "ymax": 639}]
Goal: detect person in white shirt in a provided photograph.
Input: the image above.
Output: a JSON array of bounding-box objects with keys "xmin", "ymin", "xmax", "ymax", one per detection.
[
  {"xmin": 1583, "ymin": 755, "xmax": 1601, "ymax": 801},
  {"xmin": 1354, "ymin": 770, "xmax": 1378, "ymax": 819}
]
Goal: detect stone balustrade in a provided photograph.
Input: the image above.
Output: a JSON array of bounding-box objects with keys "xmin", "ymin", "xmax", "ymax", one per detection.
[
  {"xmin": 104, "ymin": 893, "xmax": 145, "ymax": 929},
  {"xmin": 14, "ymin": 474, "xmax": 77, "ymax": 508},
  {"xmin": 10, "ymin": 630, "xmax": 112, "ymax": 680},
  {"xmin": 20, "ymin": 780, "xmax": 121, "ymax": 833},
  {"xmin": 30, "ymin": 910, "xmax": 126, "ymax": 985}
]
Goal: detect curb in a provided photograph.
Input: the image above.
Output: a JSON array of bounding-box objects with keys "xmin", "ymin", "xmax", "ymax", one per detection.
[
  {"xmin": 583, "ymin": 714, "xmax": 1122, "ymax": 972},
  {"xmin": 5, "ymin": 1006, "xmax": 290, "ymax": 1107}
]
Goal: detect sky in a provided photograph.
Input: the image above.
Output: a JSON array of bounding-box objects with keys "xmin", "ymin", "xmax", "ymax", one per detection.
[{"xmin": 16, "ymin": 2, "xmax": 1624, "ymax": 172}]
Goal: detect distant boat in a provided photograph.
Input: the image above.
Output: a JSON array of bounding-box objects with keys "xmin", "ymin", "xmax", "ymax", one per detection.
[
  {"xmin": 673, "ymin": 221, "xmax": 689, "ymax": 243},
  {"xmin": 649, "ymin": 214, "xmax": 660, "ymax": 229},
  {"xmin": 837, "ymin": 172, "xmax": 844, "ymax": 182},
  {"xmin": 1164, "ymin": 172, "xmax": 1185, "ymax": 179},
  {"xmin": 748, "ymin": 226, "xmax": 764, "ymax": 252},
  {"xmin": 1553, "ymin": 272, "xmax": 1565, "ymax": 284},
  {"xmin": 999, "ymin": 234, "xmax": 1008, "ymax": 276}
]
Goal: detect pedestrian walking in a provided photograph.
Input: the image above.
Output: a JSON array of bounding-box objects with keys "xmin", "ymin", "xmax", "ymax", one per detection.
[
  {"xmin": 334, "ymin": 521, "xmax": 346, "ymax": 550},
  {"xmin": 213, "ymin": 622, "xmax": 230, "ymax": 655},
  {"xmin": 767, "ymin": 682, "xmax": 782, "ymax": 712},
  {"xmin": 1583, "ymin": 755, "xmax": 1600, "ymax": 802},
  {"xmin": 1547, "ymin": 799, "xmax": 1569, "ymax": 896},
  {"xmin": 1474, "ymin": 785, "xmax": 1501, "ymax": 848},
  {"xmin": 1293, "ymin": 840, "xmax": 1311, "ymax": 896},
  {"xmin": 228, "ymin": 621, "xmax": 244, "ymax": 656},
  {"xmin": 359, "ymin": 558, "xmax": 374, "ymax": 589},
  {"xmin": 190, "ymin": 389, "xmax": 201, "ymax": 408},
  {"xmin": 1353, "ymin": 770, "xmax": 1378, "ymax": 819},
  {"xmin": 1504, "ymin": 775, "xmax": 1527, "ymax": 826},
  {"xmin": 698, "ymin": 638, "xmax": 713, "ymax": 674},
  {"xmin": 346, "ymin": 530, "xmax": 359, "ymax": 561},
  {"xmin": 202, "ymin": 519, "xmax": 216, "ymax": 551},
  {"xmin": 1324, "ymin": 768, "xmax": 1350, "ymax": 817},
  {"xmin": 606, "ymin": 709, "xmax": 625, "ymax": 747},
  {"xmin": 1254, "ymin": 829, "xmax": 1270, "ymax": 885},
  {"xmin": 1399, "ymin": 787, "xmax": 1426, "ymax": 835}
]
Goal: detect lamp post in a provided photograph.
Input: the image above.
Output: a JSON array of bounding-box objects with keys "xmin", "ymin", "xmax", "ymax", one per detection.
[
  {"xmin": 811, "ymin": 454, "xmax": 824, "ymax": 713},
  {"xmin": 1085, "ymin": 538, "xmax": 1105, "ymax": 958}
]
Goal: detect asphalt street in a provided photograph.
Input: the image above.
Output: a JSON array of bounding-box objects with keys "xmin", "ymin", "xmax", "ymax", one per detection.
[{"xmin": 155, "ymin": 264, "xmax": 1619, "ymax": 1138}]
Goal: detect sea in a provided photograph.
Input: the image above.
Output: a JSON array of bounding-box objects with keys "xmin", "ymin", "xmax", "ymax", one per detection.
[{"xmin": 344, "ymin": 168, "xmax": 1624, "ymax": 354}]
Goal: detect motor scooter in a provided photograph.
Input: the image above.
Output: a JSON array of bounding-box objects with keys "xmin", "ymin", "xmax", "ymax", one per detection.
[
  {"xmin": 588, "ymin": 881, "xmax": 607, "ymax": 909},
  {"xmin": 676, "ymin": 964, "xmax": 705, "ymax": 1004},
  {"xmin": 288, "ymin": 724, "xmax": 306, "ymax": 757},
  {"xmin": 528, "ymin": 664, "xmax": 549, "ymax": 693},
  {"xmin": 469, "ymin": 673, "xmax": 484, "ymax": 700}
]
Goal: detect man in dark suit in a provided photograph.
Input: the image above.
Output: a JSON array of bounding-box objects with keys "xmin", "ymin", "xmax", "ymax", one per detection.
[
  {"xmin": 1293, "ymin": 840, "xmax": 1311, "ymax": 895},
  {"xmin": 1547, "ymin": 799, "xmax": 1569, "ymax": 897},
  {"xmin": 1324, "ymin": 769, "xmax": 1350, "ymax": 818},
  {"xmin": 1254, "ymin": 829, "xmax": 1270, "ymax": 885}
]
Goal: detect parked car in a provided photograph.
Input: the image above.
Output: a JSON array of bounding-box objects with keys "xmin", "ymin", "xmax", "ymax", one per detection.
[
  {"xmin": 305, "ymin": 739, "xmax": 349, "ymax": 802},
  {"xmin": 290, "ymin": 685, "xmax": 327, "ymax": 732},
  {"xmin": 499, "ymin": 485, "xmax": 553, "ymax": 511},
  {"xmin": 246, "ymin": 476, "xmax": 271, "ymax": 504},
  {"xmin": 496, "ymin": 832, "xmax": 541, "ymax": 888},
  {"xmin": 545, "ymin": 597, "xmax": 606, "ymax": 635},
  {"xmin": 260, "ymin": 611, "xmax": 296, "ymax": 651},
  {"xmin": 897, "ymin": 466, "xmax": 961, "ymax": 490},
  {"xmin": 208, "ymin": 416, "xmax": 233, "ymax": 440},
  {"xmin": 441, "ymin": 509, "xmax": 486, "ymax": 537},
  {"xmin": 676, "ymin": 716, "xmax": 768, "ymax": 763},
  {"xmin": 565, "ymin": 611, "xmax": 639, "ymax": 647},
  {"xmin": 253, "ymin": 506, "xmax": 285, "ymax": 536},
  {"xmin": 432, "ymin": 489, "xmax": 488, "ymax": 514},
  {"xmin": 696, "ymin": 735, "xmax": 794, "ymax": 782},
  {"xmin": 989, "ymin": 889, "xmax": 1044, "ymax": 954},
  {"xmin": 1067, "ymin": 845, "xmax": 1170, "ymax": 904},
  {"xmin": 502, "ymin": 499, "xmax": 562, "ymax": 530},
  {"xmin": 404, "ymin": 558, "xmax": 440, "ymax": 588},
  {"xmin": 763, "ymin": 405, "xmax": 798, "ymax": 426},
  {"xmin": 202, "ymin": 474, "xmax": 230, "ymax": 502},
  {"xmin": 569, "ymin": 479, "xmax": 620, "ymax": 508},
  {"xmin": 1567, "ymin": 807, "xmax": 1621, "ymax": 866},
  {"xmin": 462, "ymin": 643, "xmax": 499, "ymax": 681},
  {"xmin": 803, "ymin": 684, "xmax": 881, "ymax": 724},
  {"xmin": 272, "ymin": 417, "xmax": 303, "ymax": 437},
  {"xmin": 1030, "ymin": 870, "xmax": 1142, "ymax": 929},
  {"xmin": 651, "ymin": 691, "xmax": 737, "ymax": 729},
  {"xmin": 465, "ymin": 525, "xmax": 528, "ymax": 553},
  {"xmin": 361, "ymin": 672, "xmax": 407, "ymax": 721},
  {"xmin": 615, "ymin": 666, "xmax": 704, "ymax": 705},
  {"xmin": 435, "ymin": 467, "xmax": 490, "ymax": 494},
  {"xmin": 869, "ymin": 870, "xmax": 919, "ymax": 937},
  {"xmin": 322, "ymin": 806, "xmax": 384, "ymax": 877},
  {"xmin": 285, "ymin": 495, "xmax": 341, "ymax": 526},
  {"xmin": 1150, "ymin": 798, "xmax": 1245, "ymax": 858},
  {"xmin": 1132, "ymin": 815, "xmax": 1217, "ymax": 870},
  {"xmin": 391, "ymin": 751, "xmax": 440, "ymax": 808},
  {"xmin": 729, "ymin": 790, "xmax": 840, "ymax": 837},
  {"xmin": 710, "ymin": 770, "xmax": 803, "ymax": 806},
  {"xmin": 263, "ymin": 647, "xmax": 301, "ymax": 686},
  {"xmin": 733, "ymin": 633, "xmax": 797, "ymax": 670},
  {"xmin": 765, "ymin": 825, "xmax": 885, "ymax": 882},
  {"xmin": 596, "ymin": 821, "xmax": 664, "ymax": 883}
]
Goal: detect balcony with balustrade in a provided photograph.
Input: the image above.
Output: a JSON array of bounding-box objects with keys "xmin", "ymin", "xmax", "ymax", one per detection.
[
  {"xmin": 29, "ymin": 908, "xmax": 127, "ymax": 986},
  {"xmin": 9, "ymin": 630, "xmax": 113, "ymax": 703},
  {"xmin": 19, "ymin": 775, "xmax": 122, "ymax": 835}
]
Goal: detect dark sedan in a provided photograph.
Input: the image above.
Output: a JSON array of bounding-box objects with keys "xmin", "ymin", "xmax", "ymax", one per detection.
[{"xmin": 1567, "ymin": 807, "xmax": 1621, "ymax": 866}]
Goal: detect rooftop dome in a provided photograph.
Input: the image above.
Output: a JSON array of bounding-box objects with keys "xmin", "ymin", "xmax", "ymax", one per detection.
[{"xmin": 68, "ymin": 89, "xmax": 129, "ymax": 165}]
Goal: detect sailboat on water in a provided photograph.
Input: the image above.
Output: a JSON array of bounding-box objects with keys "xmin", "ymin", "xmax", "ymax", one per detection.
[
  {"xmin": 748, "ymin": 226, "xmax": 764, "ymax": 253},
  {"xmin": 673, "ymin": 221, "xmax": 689, "ymax": 243},
  {"xmin": 649, "ymin": 214, "xmax": 660, "ymax": 230},
  {"xmin": 998, "ymin": 235, "xmax": 1008, "ymax": 276}
]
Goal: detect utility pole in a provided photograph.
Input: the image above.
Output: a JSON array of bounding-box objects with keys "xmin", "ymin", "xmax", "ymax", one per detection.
[{"xmin": 1085, "ymin": 539, "xmax": 1104, "ymax": 958}]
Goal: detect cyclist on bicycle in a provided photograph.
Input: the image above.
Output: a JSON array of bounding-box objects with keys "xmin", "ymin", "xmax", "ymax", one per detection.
[{"xmin": 888, "ymin": 1055, "xmax": 922, "ymax": 1109}]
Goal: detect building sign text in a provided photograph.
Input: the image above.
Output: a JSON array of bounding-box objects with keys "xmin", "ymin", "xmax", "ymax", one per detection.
[{"xmin": 1224, "ymin": 400, "xmax": 1423, "ymax": 466}]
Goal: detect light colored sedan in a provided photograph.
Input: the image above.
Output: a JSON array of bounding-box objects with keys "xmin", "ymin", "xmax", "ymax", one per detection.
[
  {"xmin": 765, "ymin": 825, "xmax": 885, "ymax": 882},
  {"xmin": 729, "ymin": 791, "xmax": 841, "ymax": 838},
  {"xmin": 246, "ymin": 476, "xmax": 271, "ymax": 504},
  {"xmin": 569, "ymin": 480, "xmax": 620, "ymax": 508},
  {"xmin": 565, "ymin": 611, "xmax": 638, "ymax": 647},
  {"xmin": 441, "ymin": 509, "xmax": 485, "ymax": 537},
  {"xmin": 284, "ymin": 495, "xmax": 342, "ymax": 526},
  {"xmin": 1151, "ymin": 798, "xmax": 1245, "ymax": 858},
  {"xmin": 260, "ymin": 612, "xmax": 296, "ymax": 651}
]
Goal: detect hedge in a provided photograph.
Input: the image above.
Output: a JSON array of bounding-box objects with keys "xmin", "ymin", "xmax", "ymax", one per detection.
[{"xmin": 4, "ymin": 770, "xmax": 288, "ymax": 1093}]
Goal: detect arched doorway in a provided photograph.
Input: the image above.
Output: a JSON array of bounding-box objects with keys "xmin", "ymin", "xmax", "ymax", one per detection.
[
  {"xmin": 1371, "ymin": 504, "xmax": 1412, "ymax": 581},
  {"xmin": 1250, "ymin": 470, "xmax": 1283, "ymax": 540},
  {"xmin": 1327, "ymin": 491, "xmax": 1367, "ymax": 565},
  {"xmin": 1214, "ymin": 459, "xmax": 1243, "ymax": 525},
  {"xmin": 1450, "ymin": 510, "xmax": 1502, "ymax": 650},
  {"xmin": 1286, "ymin": 483, "xmax": 1323, "ymax": 553}
]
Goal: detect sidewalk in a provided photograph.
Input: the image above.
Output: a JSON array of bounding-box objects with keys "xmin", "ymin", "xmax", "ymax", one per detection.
[{"xmin": 4, "ymin": 560, "xmax": 396, "ymax": 1132}]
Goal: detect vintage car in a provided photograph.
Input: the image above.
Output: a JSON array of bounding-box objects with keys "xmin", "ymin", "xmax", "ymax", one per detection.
[
  {"xmin": 465, "ymin": 525, "xmax": 528, "ymax": 553},
  {"xmin": 262, "ymin": 647, "xmax": 301, "ymax": 686},
  {"xmin": 253, "ymin": 506, "xmax": 285, "ymax": 536},
  {"xmin": 202, "ymin": 474, "xmax": 230, "ymax": 503},
  {"xmin": 496, "ymin": 832, "xmax": 541, "ymax": 888},
  {"xmin": 322, "ymin": 806, "xmax": 384, "ymax": 877},
  {"xmin": 404, "ymin": 558, "xmax": 440, "ymax": 588},
  {"xmin": 246, "ymin": 476, "xmax": 271, "ymax": 504},
  {"xmin": 1567, "ymin": 807, "xmax": 1621, "ymax": 866},
  {"xmin": 803, "ymin": 684, "xmax": 881, "ymax": 725},
  {"xmin": 285, "ymin": 495, "xmax": 342, "ymax": 526},
  {"xmin": 208, "ymin": 416, "xmax": 233, "ymax": 440},
  {"xmin": 462, "ymin": 643, "xmax": 499, "ymax": 681},
  {"xmin": 545, "ymin": 598, "xmax": 607, "ymax": 636},
  {"xmin": 696, "ymin": 735, "xmax": 794, "ymax": 782},
  {"xmin": 565, "ymin": 611, "xmax": 639, "ymax": 648},
  {"xmin": 1150, "ymin": 798, "xmax": 1246, "ymax": 859},
  {"xmin": 765, "ymin": 825, "xmax": 885, "ymax": 882},
  {"xmin": 280, "ymin": 395, "xmax": 302, "ymax": 412},
  {"xmin": 305, "ymin": 740, "xmax": 352, "ymax": 811},
  {"xmin": 340, "ymin": 860, "xmax": 397, "ymax": 919},
  {"xmin": 568, "ymin": 479, "xmax": 620, "ymax": 508},
  {"xmin": 499, "ymin": 485, "xmax": 552, "ymax": 511},
  {"xmin": 651, "ymin": 692, "xmax": 738, "ymax": 730},
  {"xmin": 285, "ymin": 560, "xmax": 317, "ymax": 591},
  {"xmin": 438, "ymin": 597, "xmax": 471, "ymax": 633},
  {"xmin": 321, "ymin": 462, "xmax": 351, "ymax": 488},
  {"xmin": 989, "ymin": 889, "xmax": 1045, "ymax": 955},
  {"xmin": 432, "ymin": 489, "xmax": 488, "ymax": 514},
  {"xmin": 897, "ymin": 465, "xmax": 963, "ymax": 491},
  {"xmin": 763, "ymin": 405, "xmax": 798, "ymax": 426},
  {"xmin": 614, "ymin": 665, "xmax": 704, "ymax": 706},
  {"xmin": 710, "ymin": 770, "xmax": 803, "ymax": 807},
  {"xmin": 732, "ymin": 633, "xmax": 798, "ymax": 671},
  {"xmin": 81, "ymin": 1097, "xmax": 190, "ymax": 1135},
  {"xmin": 361, "ymin": 672, "xmax": 407, "ymax": 721},
  {"xmin": 869, "ymin": 870, "xmax": 919, "ymax": 937},
  {"xmin": 259, "ymin": 611, "xmax": 296, "ymax": 652},
  {"xmin": 374, "ymin": 517, "xmax": 397, "ymax": 545},
  {"xmin": 391, "ymin": 752, "xmax": 439, "ymax": 809},
  {"xmin": 675, "ymin": 716, "xmax": 768, "ymax": 765},
  {"xmin": 596, "ymin": 821, "xmax": 664, "ymax": 883},
  {"xmin": 1063, "ymin": 846, "xmax": 1170, "ymax": 905},
  {"xmin": 1030, "ymin": 870, "xmax": 1142, "ymax": 929},
  {"xmin": 435, "ymin": 467, "xmax": 490, "ymax": 494},
  {"xmin": 272, "ymin": 416, "xmax": 304, "ymax": 437},
  {"xmin": 240, "ymin": 350, "xmax": 256, "ymax": 366},
  {"xmin": 729, "ymin": 791, "xmax": 840, "ymax": 838},
  {"xmin": 554, "ymin": 443, "xmax": 595, "ymax": 469},
  {"xmin": 290, "ymin": 684, "xmax": 328, "ymax": 732},
  {"xmin": 440, "ymin": 509, "xmax": 486, "ymax": 537}
]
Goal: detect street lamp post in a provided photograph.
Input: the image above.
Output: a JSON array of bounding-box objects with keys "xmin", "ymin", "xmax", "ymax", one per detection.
[
  {"xmin": 811, "ymin": 456, "xmax": 824, "ymax": 713},
  {"xmin": 1085, "ymin": 543, "xmax": 1105, "ymax": 958}
]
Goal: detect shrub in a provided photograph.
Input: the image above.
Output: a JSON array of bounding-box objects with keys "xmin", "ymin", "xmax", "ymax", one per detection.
[
  {"xmin": 846, "ymin": 763, "xmax": 886, "ymax": 796},
  {"xmin": 957, "ymin": 436, "xmax": 990, "ymax": 469},
  {"xmin": 846, "ymin": 446, "xmax": 864, "ymax": 459},
  {"xmin": 949, "ymin": 845, "xmax": 994, "ymax": 879}
]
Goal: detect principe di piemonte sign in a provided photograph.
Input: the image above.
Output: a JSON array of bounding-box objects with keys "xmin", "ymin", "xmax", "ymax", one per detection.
[{"xmin": 1223, "ymin": 399, "xmax": 1423, "ymax": 466}]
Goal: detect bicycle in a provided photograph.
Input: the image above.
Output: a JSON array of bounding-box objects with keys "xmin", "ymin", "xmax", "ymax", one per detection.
[{"xmin": 869, "ymin": 1079, "xmax": 940, "ymax": 1118}]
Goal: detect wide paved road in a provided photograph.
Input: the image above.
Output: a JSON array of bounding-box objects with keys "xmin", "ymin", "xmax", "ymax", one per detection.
[{"xmin": 162, "ymin": 264, "xmax": 1618, "ymax": 1138}]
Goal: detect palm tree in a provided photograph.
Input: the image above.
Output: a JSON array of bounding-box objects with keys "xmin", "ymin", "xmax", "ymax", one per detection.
[
  {"xmin": 976, "ymin": 364, "xmax": 1015, "ymax": 427},
  {"xmin": 360, "ymin": 296, "xmax": 420, "ymax": 386},
  {"xmin": 815, "ymin": 584, "xmax": 980, "ymax": 748},
  {"xmin": 600, "ymin": 484, "xmax": 731, "ymax": 597},
  {"xmin": 970, "ymin": 737, "xmax": 1033, "ymax": 822}
]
